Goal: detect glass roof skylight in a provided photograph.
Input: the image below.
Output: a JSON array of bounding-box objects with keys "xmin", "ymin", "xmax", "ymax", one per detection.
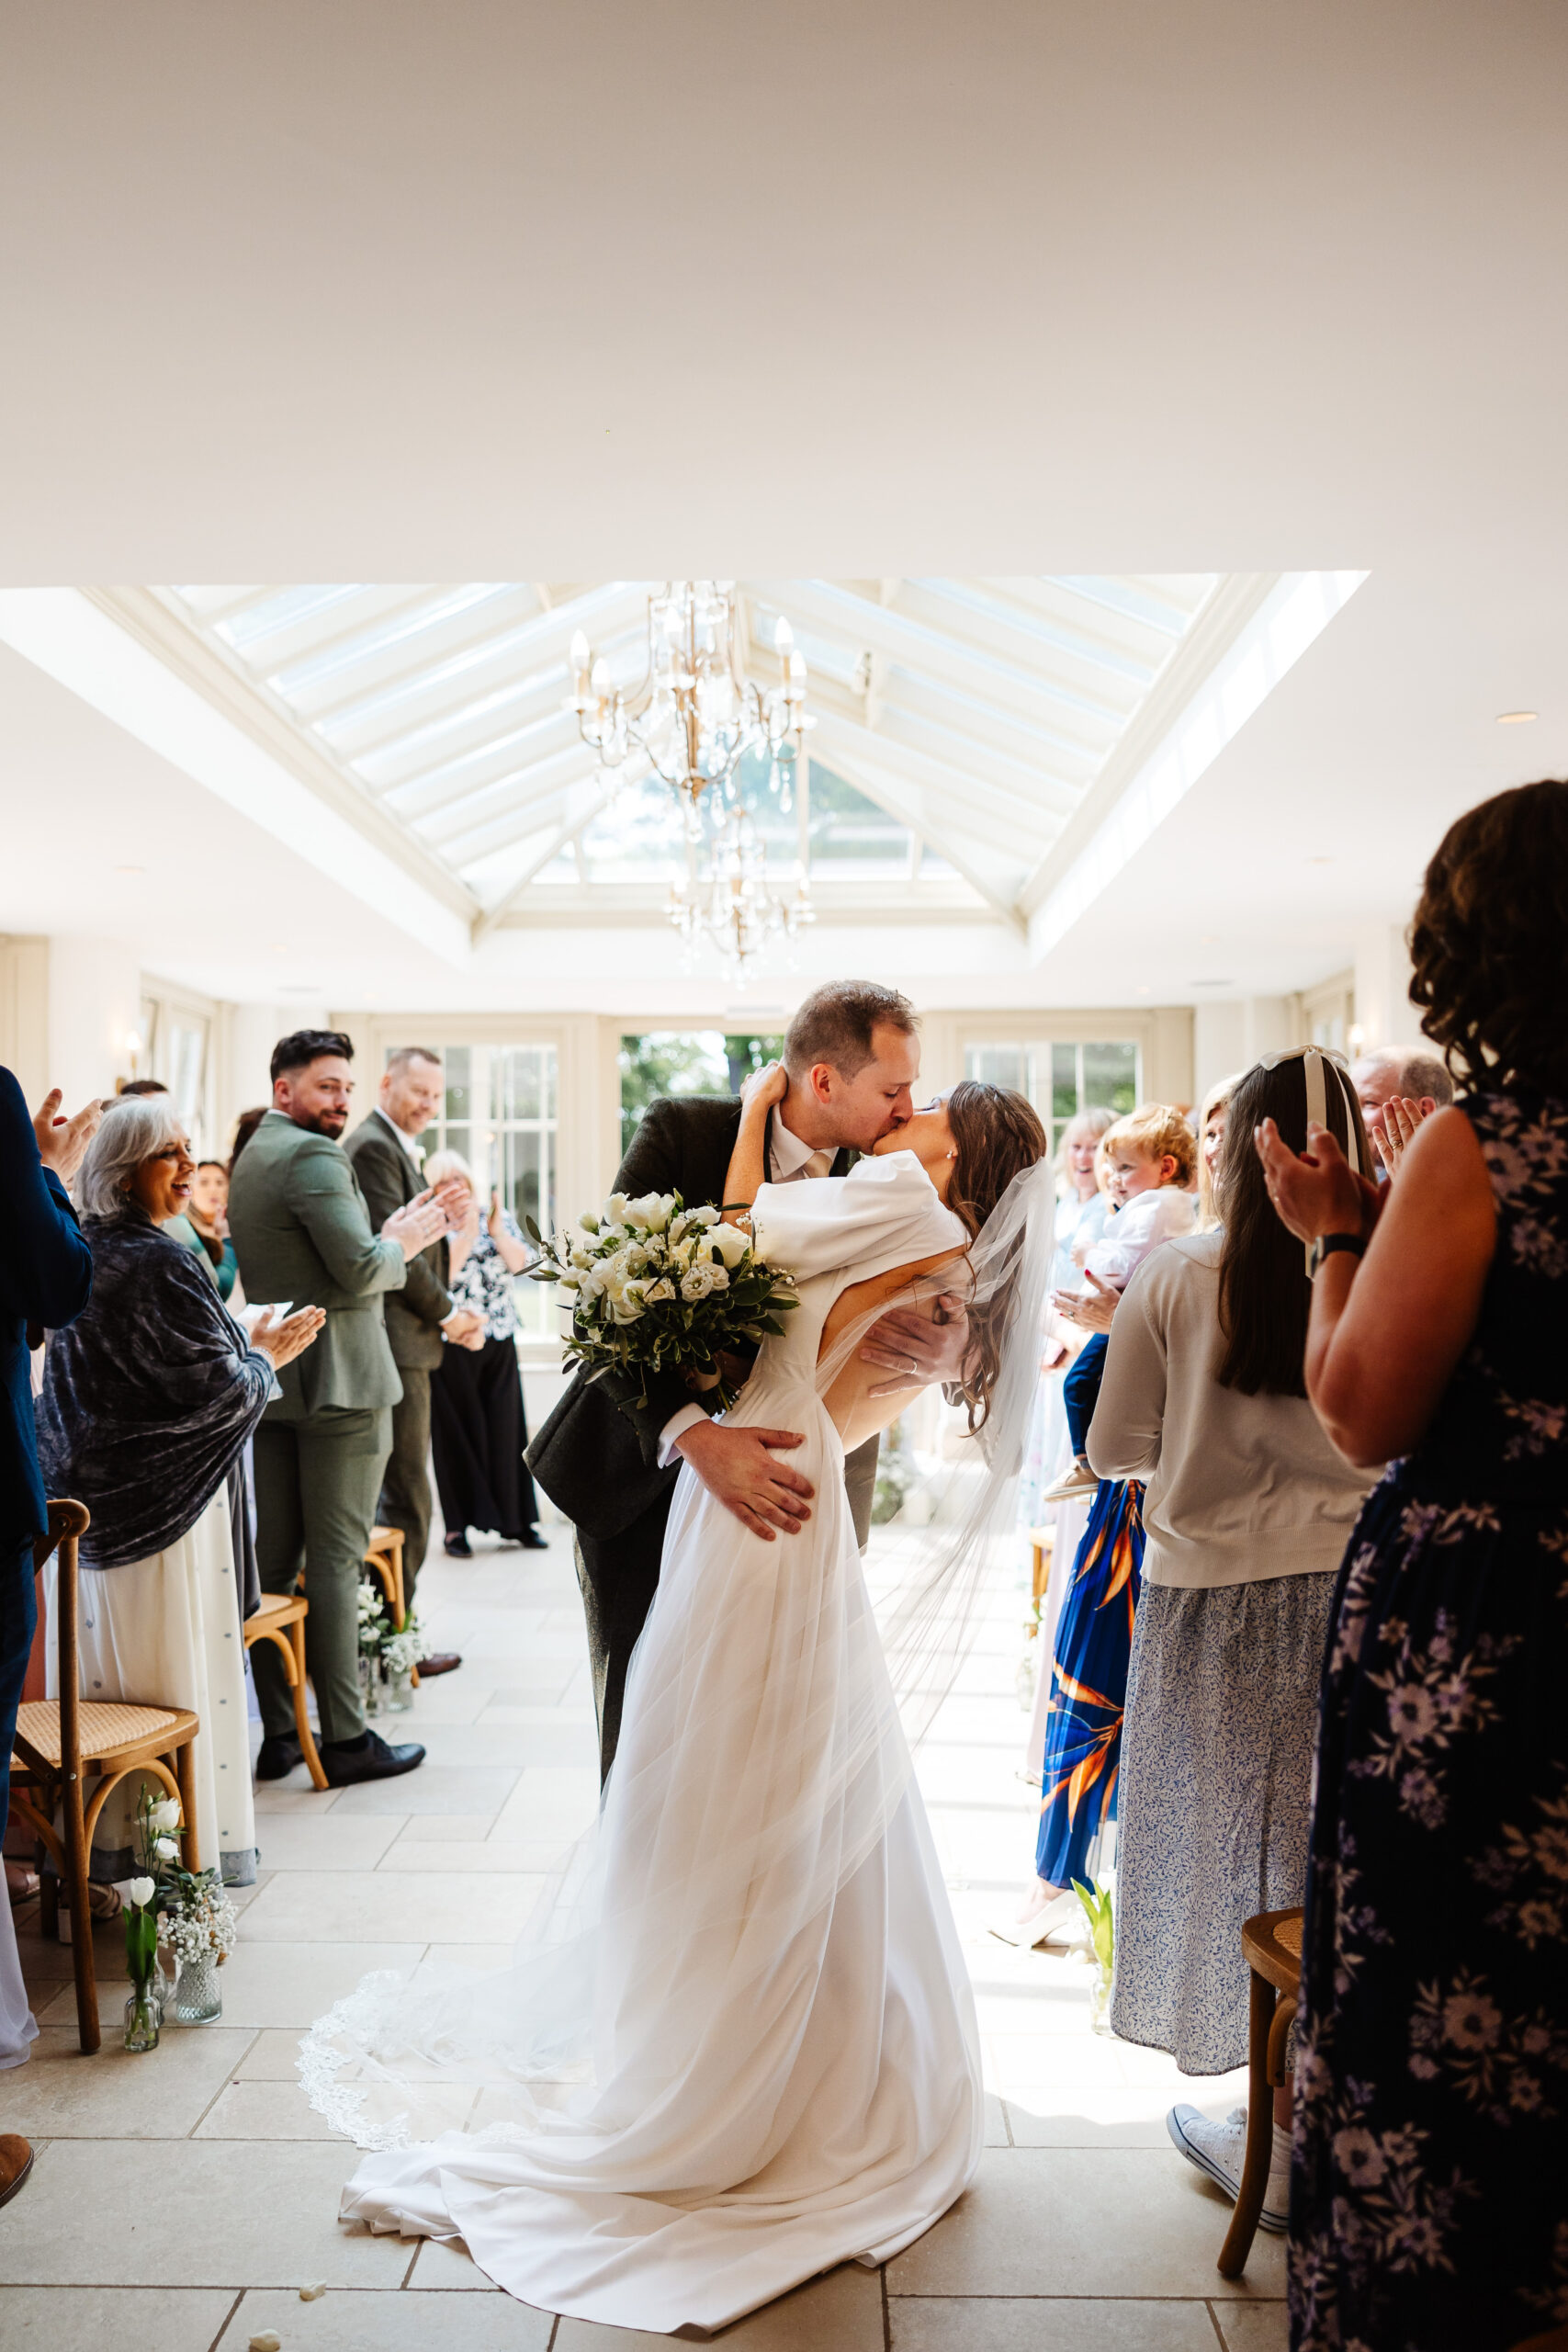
[{"xmin": 155, "ymin": 574, "xmax": 1224, "ymax": 926}]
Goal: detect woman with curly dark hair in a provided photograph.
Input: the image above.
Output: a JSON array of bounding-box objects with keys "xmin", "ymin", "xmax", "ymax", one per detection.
[{"xmin": 1257, "ymin": 777, "xmax": 1568, "ymax": 2350}]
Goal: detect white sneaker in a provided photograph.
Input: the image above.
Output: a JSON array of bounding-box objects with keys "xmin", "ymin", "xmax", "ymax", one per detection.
[
  {"xmin": 1167, "ymin": 2104, "xmax": 1289, "ymax": 2233},
  {"xmin": 988, "ymin": 1887, "xmax": 1083, "ymax": 1950},
  {"xmin": 1039, "ymin": 1458, "xmax": 1100, "ymax": 1504}
]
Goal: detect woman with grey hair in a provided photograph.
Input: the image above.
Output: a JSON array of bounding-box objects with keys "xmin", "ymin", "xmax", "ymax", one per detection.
[{"xmin": 36, "ymin": 1096, "xmax": 322, "ymax": 1883}]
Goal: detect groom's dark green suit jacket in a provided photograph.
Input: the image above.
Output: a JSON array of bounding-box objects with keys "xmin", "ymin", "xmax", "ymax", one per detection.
[{"xmin": 526, "ymin": 1093, "xmax": 877, "ymax": 1777}]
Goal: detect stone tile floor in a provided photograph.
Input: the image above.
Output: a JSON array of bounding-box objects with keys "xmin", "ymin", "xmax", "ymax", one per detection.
[{"xmin": 1, "ymin": 1532, "xmax": 1283, "ymax": 2348}]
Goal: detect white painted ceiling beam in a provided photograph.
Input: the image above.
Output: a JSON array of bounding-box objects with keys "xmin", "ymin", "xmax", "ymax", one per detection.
[
  {"xmin": 413, "ymin": 743, "xmax": 607, "ymax": 852},
  {"xmin": 811, "ymin": 737, "xmax": 1027, "ymax": 927},
  {"xmin": 812, "ymin": 707, "xmax": 1066, "ymax": 844},
  {"xmin": 0, "ymin": 587, "xmax": 473, "ymax": 967},
  {"xmin": 1025, "ymin": 571, "xmax": 1369, "ymax": 963},
  {"xmin": 471, "ymin": 761, "xmax": 647, "ymax": 941},
  {"xmin": 754, "ymin": 578, "xmax": 1135, "ymax": 735}
]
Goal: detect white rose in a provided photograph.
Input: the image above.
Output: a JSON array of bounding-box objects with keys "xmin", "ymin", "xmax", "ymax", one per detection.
[
  {"xmin": 557, "ymin": 1269, "xmax": 581, "ymax": 1292},
  {"xmin": 127, "ymin": 1875, "xmax": 155, "ymax": 1907},
  {"xmin": 148, "ymin": 1797, "xmax": 182, "ymax": 1833},
  {"xmin": 671, "ymin": 1237, "xmax": 697, "ymax": 1269},
  {"xmin": 690, "ymin": 1204, "xmax": 720, "ymax": 1227},
  {"xmin": 681, "ymin": 1263, "xmax": 717, "ymax": 1302},
  {"xmin": 604, "ymin": 1193, "xmax": 630, "ymax": 1227},
  {"xmin": 707, "ymin": 1223, "xmax": 750, "ymax": 1269},
  {"xmin": 644, "ymin": 1275, "xmax": 677, "ymax": 1302},
  {"xmin": 154, "ymin": 1836, "xmax": 179, "ymax": 1860}
]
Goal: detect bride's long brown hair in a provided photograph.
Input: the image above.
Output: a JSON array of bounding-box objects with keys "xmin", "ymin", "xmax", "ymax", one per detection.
[{"xmin": 942, "ymin": 1080, "xmax": 1050, "ymax": 1429}]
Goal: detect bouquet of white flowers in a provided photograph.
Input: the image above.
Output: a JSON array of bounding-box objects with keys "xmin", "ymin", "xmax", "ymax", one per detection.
[{"xmin": 528, "ymin": 1190, "xmax": 798, "ymax": 1409}]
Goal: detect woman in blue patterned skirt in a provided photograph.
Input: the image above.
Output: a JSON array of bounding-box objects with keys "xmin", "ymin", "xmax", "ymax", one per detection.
[{"xmin": 1258, "ymin": 779, "xmax": 1568, "ymax": 2350}]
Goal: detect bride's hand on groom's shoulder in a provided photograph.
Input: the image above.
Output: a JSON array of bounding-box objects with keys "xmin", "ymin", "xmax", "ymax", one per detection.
[
  {"xmin": 740, "ymin": 1060, "xmax": 789, "ymax": 1113},
  {"xmin": 861, "ymin": 1296, "xmax": 969, "ymax": 1397}
]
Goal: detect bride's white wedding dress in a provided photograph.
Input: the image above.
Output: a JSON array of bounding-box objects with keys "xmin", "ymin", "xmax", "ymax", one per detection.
[{"xmin": 301, "ymin": 1152, "xmax": 985, "ymax": 2334}]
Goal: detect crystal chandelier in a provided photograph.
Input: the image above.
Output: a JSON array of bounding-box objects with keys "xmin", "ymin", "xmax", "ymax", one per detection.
[
  {"xmin": 568, "ymin": 581, "xmax": 816, "ymax": 976},
  {"xmin": 667, "ymin": 803, "xmax": 816, "ymax": 983},
  {"xmin": 567, "ymin": 581, "xmax": 812, "ymax": 837}
]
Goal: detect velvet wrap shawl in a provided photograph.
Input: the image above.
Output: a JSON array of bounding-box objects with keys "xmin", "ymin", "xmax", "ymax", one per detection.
[{"xmin": 36, "ymin": 1211, "xmax": 273, "ymax": 1570}]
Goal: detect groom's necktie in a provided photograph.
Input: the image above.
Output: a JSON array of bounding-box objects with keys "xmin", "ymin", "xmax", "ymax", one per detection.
[{"xmin": 803, "ymin": 1149, "xmax": 833, "ymax": 1181}]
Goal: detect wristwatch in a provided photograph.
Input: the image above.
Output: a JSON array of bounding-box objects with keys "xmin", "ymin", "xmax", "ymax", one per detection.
[{"xmin": 1308, "ymin": 1231, "xmax": 1365, "ymax": 1278}]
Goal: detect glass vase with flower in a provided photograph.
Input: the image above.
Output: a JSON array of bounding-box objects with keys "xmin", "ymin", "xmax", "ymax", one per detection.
[
  {"xmin": 1072, "ymin": 1876, "xmax": 1116, "ymax": 2035},
  {"xmin": 132, "ymin": 1784, "xmax": 239, "ymax": 2025}
]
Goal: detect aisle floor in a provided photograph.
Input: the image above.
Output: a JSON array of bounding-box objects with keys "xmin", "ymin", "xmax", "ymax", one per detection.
[{"xmin": 0, "ymin": 1530, "xmax": 1285, "ymax": 2348}]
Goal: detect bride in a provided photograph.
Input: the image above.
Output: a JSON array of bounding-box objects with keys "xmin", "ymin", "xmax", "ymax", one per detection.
[{"xmin": 302, "ymin": 1070, "xmax": 1051, "ymax": 2334}]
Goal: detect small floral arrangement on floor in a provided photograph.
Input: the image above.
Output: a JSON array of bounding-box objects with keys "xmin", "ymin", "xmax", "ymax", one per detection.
[
  {"xmin": 527, "ymin": 1190, "xmax": 797, "ymax": 1409},
  {"xmin": 357, "ymin": 1578, "xmax": 430, "ymax": 1675},
  {"xmin": 133, "ymin": 1784, "xmax": 237, "ymax": 1968}
]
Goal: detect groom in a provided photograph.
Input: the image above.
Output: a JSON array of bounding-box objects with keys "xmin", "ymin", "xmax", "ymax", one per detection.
[{"xmin": 528, "ymin": 978, "xmax": 963, "ymax": 1781}]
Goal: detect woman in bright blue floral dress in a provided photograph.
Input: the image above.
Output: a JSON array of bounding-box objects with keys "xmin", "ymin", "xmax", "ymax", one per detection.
[{"xmin": 1258, "ymin": 779, "xmax": 1568, "ymax": 2351}]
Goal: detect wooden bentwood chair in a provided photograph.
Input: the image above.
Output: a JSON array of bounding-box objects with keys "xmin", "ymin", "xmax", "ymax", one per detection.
[
  {"xmin": 1217, "ymin": 1905, "xmax": 1303, "ymax": 2277},
  {"xmin": 363, "ymin": 1523, "xmax": 418, "ymax": 1687},
  {"xmin": 8, "ymin": 1500, "xmax": 202, "ymax": 2054},
  {"xmin": 241, "ymin": 1591, "xmax": 328, "ymax": 1789}
]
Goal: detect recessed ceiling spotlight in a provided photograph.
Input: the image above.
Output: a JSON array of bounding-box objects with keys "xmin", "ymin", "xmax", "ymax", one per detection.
[{"xmin": 1496, "ymin": 711, "xmax": 1538, "ymax": 724}]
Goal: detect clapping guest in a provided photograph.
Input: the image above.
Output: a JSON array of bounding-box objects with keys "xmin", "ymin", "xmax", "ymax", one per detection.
[
  {"xmin": 1195, "ymin": 1071, "xmax": 1240, "ymax": 1231},
  {"xmin": 345, "ymin": 1049, "xmax": 479, "ymax": 1660},
  {"xmin": 1089, "ymin": 1053, "xmax": 1377, "ymax": 2233},
  {"xmin": 0, "ymin": 1069, "xmax": 96, "ymax": 2118},
  {"xmin": 186, "ymin": 1159, "xmax": 239, "ymax": 1299},
  {"xmin": 426, "ymin": 1153, "xmax": 546, "ymax": 1557},
  {"xmin": 1351, "ymin": 1042, "xmax": 1454, "ymax": 1180},
  {"xmin": 35, "ymin": 1096, "xmax": 324, "ymax": 1883},
  {"xmin": 1000, "ymin": 1107, "xmax": 1197, "ymax": 1948},
  {"xmin": 1041, "ymin": 1105, "xmax": 1197, "ymax": 1504},
  {"xmin": 228, "ymin": 1032, "xmax": 449, "ymax": 1789},
  {"xmin": 1258, "ymin": 781, "xmax": 1568, "ymax": 2351}
]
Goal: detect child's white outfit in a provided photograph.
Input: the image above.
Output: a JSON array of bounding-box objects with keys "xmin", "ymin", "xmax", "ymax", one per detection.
[{"xmin": 1084, "ymin": 1188, "xmax": 1197, "ymax": 1291}]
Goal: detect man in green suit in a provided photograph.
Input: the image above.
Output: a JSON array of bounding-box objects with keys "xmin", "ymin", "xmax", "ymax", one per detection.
[
  {"xmin": 228, "ymin": 1030, "xmax": 451, "ymax": 1788},
  {"xmin": 346, "ymin": 1046, "xmax": 482, "ymax": 1668}
]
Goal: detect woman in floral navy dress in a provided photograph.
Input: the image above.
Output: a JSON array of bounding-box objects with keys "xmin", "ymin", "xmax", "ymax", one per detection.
[{"xmin": 1258, "ymin": 777, "xmax": 1568, "ymax": 2350}]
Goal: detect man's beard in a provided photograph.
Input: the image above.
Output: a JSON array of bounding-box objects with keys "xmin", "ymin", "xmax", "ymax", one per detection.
[{"xmin": 295, "ymin": 1108, "xmax": 347, "ymax": 1139}]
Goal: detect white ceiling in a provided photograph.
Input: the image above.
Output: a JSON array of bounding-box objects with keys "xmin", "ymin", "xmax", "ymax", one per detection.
[{"xmin": 0, "ymin": 4, "xmax": 1564, "ymax": 1016}]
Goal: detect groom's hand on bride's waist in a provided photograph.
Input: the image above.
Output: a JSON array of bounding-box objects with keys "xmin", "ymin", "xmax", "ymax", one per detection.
[{"xmin": 673, "ymin": 1421, "xmax": 815, "ymax": 1544}]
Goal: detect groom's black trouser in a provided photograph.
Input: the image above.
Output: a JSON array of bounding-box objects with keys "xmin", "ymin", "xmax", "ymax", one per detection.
[{"xmin": 577, "ymin": 1434, "xmax": 881, "ymax": 1784}]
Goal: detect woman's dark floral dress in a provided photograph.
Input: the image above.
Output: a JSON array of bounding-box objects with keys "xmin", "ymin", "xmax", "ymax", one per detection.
[{"xmin": 1291, "ymin": 1092, "xmax": 1568, "ymax": 2350}]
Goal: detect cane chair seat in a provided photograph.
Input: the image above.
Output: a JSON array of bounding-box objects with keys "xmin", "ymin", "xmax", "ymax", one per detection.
[
  {"xmin": 8, "ymin": 1498, "xmax": 204, "ymax": 2056},
  {"xmin": 1240, "ymin": 1905, "xmax": 1303, "ymax": 1990},
  {"xmin": 12, "ymin": 1699, "xmax": 197, "ymax": 1772}
]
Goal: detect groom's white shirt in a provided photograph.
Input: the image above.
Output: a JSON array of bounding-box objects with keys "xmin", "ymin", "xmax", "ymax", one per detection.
[{"xmin": 655, "ymin": 1107, "xmax": 832, "ymax": 1467}]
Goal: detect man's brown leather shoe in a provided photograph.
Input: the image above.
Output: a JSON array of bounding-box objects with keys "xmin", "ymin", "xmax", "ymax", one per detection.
[
  {"xmin": 0, "ymin": 2135, "xmax": 34, "ymax": 2208},
  {"xmin": 418, "ymin": 1652, "xmax": 462, "ymax": 1677}
]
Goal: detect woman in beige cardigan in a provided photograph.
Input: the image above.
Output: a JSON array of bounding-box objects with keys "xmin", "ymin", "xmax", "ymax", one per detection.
[{"xmin": 1088, "ymin": 1051, "xmax": 1378, "ymax": 2235}]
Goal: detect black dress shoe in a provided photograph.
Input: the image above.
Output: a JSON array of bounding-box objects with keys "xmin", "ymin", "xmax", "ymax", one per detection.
[
  {"xmin": 321, "ymin": 1728, "xmax": 425, "ymax": 1787},
  {"xmin": 443, "ymin": 1532, "xmax": 472, "ymax": 1557},
  {"xmin": 254, "ymin": 1734, "xmax": 303, "ymax": 1781},
  {"xmin": 417, "ymin": 1652, "xmax": 462, "ymax": 1677},
  {"xmin": 516, "ymin": 1528, "xmax": 548, "ymax": 1550}
]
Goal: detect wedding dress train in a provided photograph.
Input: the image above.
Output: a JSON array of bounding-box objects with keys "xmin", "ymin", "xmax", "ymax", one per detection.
[{"xmin": 301, "ymin": 1154, "xmax": 985, "ymax": 2334}]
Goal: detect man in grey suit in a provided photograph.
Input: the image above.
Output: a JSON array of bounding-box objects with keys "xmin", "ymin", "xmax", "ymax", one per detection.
[
  {"xmin": 528, "ymin": 980, "xmax": 968, "ymax": 1781},
  {"xmin": 228, "ymin": 1031, "xmax": 451, "ymax": 1788},
  {"xmin": 345, "ymin": 1046, "xmax": 482, "ymax": 1674}
]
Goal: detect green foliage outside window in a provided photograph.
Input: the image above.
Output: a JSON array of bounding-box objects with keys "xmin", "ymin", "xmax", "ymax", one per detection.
[{"xmin": 619, "ymin": 1031, "xmax": 785, "ymax": 1160}]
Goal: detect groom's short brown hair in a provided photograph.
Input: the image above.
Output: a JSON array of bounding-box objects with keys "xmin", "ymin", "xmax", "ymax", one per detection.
[{"xmin": 784, "ymin": 981, "xmax": 918, "ymax": 1080}]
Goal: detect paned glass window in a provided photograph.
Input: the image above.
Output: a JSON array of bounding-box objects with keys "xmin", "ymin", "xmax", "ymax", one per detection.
[
  {"xmin": 410, "ymin": 1042, "xmax": 558, "ymax": 1338},
  {"xmin": 964, "ymin": 1038, "xmax": 1140, "ymax": 1155}
]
